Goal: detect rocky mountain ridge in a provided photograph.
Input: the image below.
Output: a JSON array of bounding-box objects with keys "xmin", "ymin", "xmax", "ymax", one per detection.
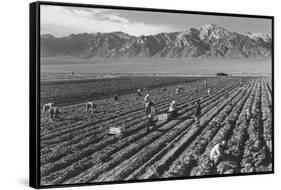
[{"xmin": 41, "ymin": 24, "xmax": 272, "ymax": 59}]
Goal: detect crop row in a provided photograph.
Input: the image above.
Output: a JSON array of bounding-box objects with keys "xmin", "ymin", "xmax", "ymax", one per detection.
[
  {"xmin": 261, "ymin": 78, "xmax": 272, "ymax": 154},
  {"xmin": 240, "ymin": 79, "xmax": 271, "ymax": 173}
]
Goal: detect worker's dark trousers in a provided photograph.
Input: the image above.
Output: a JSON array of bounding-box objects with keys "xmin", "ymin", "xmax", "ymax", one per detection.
[
  {"xmin": 146, "ymin": 117, "xmax": 155, "ymax": 132},
  {"xmin": 168, "ymin": 110, "xmax": 177, "ymax": 119},
  {"xmin": 145, "ymin": 103, "xmax": 151, "ymax": 115},
  {"xmin": 87, "ymin": 108, "xmax": 94, "ymax": 113}
]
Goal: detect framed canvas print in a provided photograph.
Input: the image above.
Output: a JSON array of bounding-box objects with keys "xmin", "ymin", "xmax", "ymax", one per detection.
[{"xmin": 29, "ymin": 1, "xmax": 274, "ymax": 188}]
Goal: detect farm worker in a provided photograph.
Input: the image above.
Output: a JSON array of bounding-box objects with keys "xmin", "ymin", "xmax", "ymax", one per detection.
[
  {"xmin": 146, "ymin": 101, "xmax": 156, "ymax": 115},
  {"xmin": 194, "ymin": 100, "xmax": 201, "ymax": 126},
  {"xmin": 204, "ymin": 81, "xmax": 208, "ymax": 88},
  {"xmin": 137, "ymin": 89, "xmax": 142, "ymax": 96},
  {"xmin": 207, "ymin": 88, "xmax": 211, "ymax": 96},
  {"xmin": 50, "ymin": 107, "xmax": 54, "ymax": 120},
  {"xmin": 144, "ymin": 94, "xmax": 150, "ymax": 103},
  {"xmin": 210, "ymin": 140, "xmax": 227, "ymax": 164},
  {"xmin": 54, "ymin": 107, "xmax": 60, "ymax": 119},
  {"xmin": 146, "ymin": 114, "xmax": 155, "ymax": 132},
  {"xmin": 43, "ymin": 103, "xmax": 53, "ymax": 116},
  {"xmin": 114, "ymin": 94, "xmax": 119, "ymax": 101},
  {"xmin": 86, "ymin": 102, "xmax": 96, "ymax": 113},
  {"xmin": 50, "ymin": 107, "xmax": 59, "ymax": 120},
  {"xmin": 144, "ymin": 94, "xmax": 157, "ymax": 115},
  {"xmin": 239, "ymin": 82, "xmax": 243, "ymax": 88},
  {"xmin": 168, "ymin": 100, "xmax": 177, "ymax": 118},
  {"xmin": 195, "ymin": 88, "xmax": 199, "ymax": 94}
]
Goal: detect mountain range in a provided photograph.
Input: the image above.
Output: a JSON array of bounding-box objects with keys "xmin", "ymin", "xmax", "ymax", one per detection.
[{"xmin": 41, "ymin": 24, "xmax": 272, "ymax": 59}]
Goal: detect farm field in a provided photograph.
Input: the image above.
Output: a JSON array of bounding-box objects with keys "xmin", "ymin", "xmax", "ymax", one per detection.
[
  {"xmin": 40, "ymin": 75, "xmax": 211, "ymax": 106},
  {"xmin": 41, "ymin": 57, "xmax": 272, "ymax": 76},
  {"xmin": 40, "ymin": 76, "xmax": 272, "ymax": 186}
]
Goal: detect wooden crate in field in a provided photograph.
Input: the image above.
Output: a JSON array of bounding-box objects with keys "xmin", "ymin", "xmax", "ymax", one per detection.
[
  {"xmin": 109, "ymin": 127, "xmax": 124, "ymax": 135},
  {"xmin": 158, "ymin": 113, "xmax": 168, "ymax": 121}
]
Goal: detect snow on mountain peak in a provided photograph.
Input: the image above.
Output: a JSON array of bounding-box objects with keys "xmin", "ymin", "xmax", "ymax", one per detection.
[
  {"xmin": 199, "ymin": 23, "xmax": 231, "ymax": 41},
  {"xmin": 246, "ymin": 32, "xmax": 271, "ymax": 43}
]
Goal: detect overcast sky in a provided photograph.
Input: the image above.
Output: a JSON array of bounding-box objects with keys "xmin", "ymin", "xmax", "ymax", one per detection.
[{"xmin": 41, "ymin": 5, "xmax": 272, "ymax": 38}]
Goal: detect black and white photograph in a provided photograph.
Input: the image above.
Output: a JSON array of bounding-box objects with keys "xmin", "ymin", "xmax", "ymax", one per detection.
[{"xmin": 35, "ymin": 1, "xmax": 273, "ymax": 188}]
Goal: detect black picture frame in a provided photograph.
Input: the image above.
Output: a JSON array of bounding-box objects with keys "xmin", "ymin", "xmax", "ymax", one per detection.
[{"xmin": 30, "ymin": 1, "xmax": 274, "ymax": 189}]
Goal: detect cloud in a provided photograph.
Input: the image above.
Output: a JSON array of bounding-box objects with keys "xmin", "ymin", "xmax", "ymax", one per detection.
[
  {"xmin": 41, "ymin": 5, "xmax": 174, "ymax": 37},
  {"xmin": 103, "ymin": 14, "xmax": 129, "ymax": 24}
]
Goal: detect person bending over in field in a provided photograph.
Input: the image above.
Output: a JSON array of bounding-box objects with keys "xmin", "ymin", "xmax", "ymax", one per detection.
[
  {"xmin": 168, "ymin": 100, "xmax": 178, "ymax": 119},
  {"xmin": 54, "ymin": 107, "xmax": 60, "ymax": 119},
  {"xmin": 114, "ymin": 94, "xmax": 119, "ymax": 101},
  {"xmin": 144, "ymin": 94, "xmax": 150, "ymax": 103},
  {"xmin": 49, "ymin": 107, "xmax": 59, "ymax": 120},
  {"xmin": 146, "ymin": 114, "xmax": 155, "ymax": 132},
  {"xmin": 239, "ymin": 82, "xmax": 243, "ymax": 88},
  {"xmin": 204, "ymin": 80, "xmax": 208, "ymax": 88},
  {"xmin": 43, "ymin": 103, "xmax": 53, "ymax": 116},
  {"xmin": 144, "ymin": 94, "xmax": 157, "ymax": 132},
  {"xmin": 210, "ymin": 140, "xmax": 228, "ymax": 164},
  {"xmin": 194, "ymin": 100, "xmax": 201, "ymax": 126},
  {"xmin": 137, "ymin": 89, "xmax": 142, "ymax": 96},
  {"xmin": 144, "ymin": 94, "xmax": 157, "ymax": 115},
  {"xmin": 195, "ymin": 88, "xmax": 198, "ymax": 94},
  {"xmin": 86, "ymin": 101, "xmax": 96, "ymax": 113},
  {"xmin": 50, "ymin": 107, "xmax": 55, "ymax": 120},
  {"xmin": 207, "ymin": 88, "xmax": 212, "ymax": 96}
]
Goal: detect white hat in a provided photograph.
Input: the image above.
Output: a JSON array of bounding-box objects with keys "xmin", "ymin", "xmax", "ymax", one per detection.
[{"xmin": 221, "ymin": 140, "xmax": 227, "ymax": 146}]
